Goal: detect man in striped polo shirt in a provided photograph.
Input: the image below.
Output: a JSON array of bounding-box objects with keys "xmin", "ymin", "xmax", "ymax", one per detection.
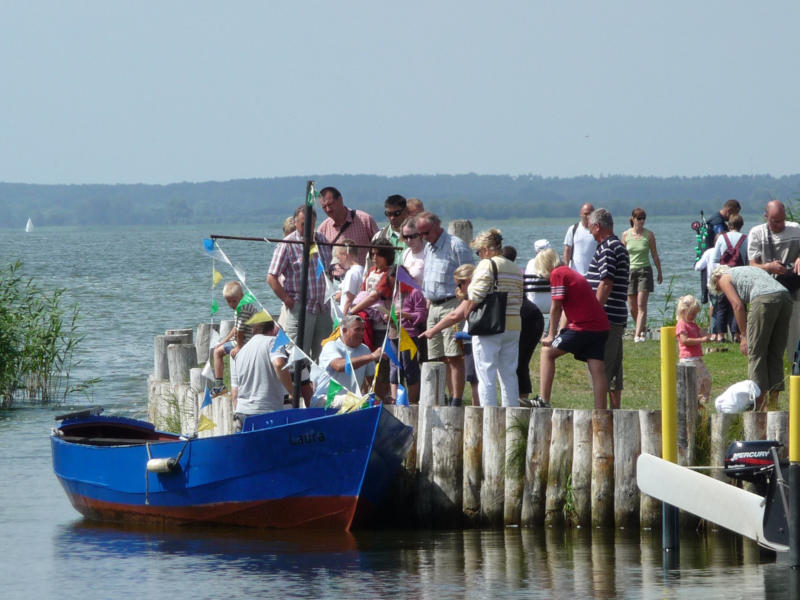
[{"xmin": 586, "ymin": 208, "xmax": 629, "ymax": 409}]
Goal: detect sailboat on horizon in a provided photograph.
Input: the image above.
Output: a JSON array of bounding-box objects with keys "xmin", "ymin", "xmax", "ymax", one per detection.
[{"xmin": 25, "ymin": 217, "xmax": 33, "ymax": 233}]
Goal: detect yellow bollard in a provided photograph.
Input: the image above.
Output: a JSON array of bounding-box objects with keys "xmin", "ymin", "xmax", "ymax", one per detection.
[
  {"xmin": 661, "ymin": 326, "xmax": 677, "ymax": 463},
  {"xmin": 660, "ymin": 326, "xmax": 680, "ymax": 555},
  {"xmin": 791, "ymin": 375, "xmax": 800, "ymax": 463},
  {"xmin": 789, "ymin": 376, "xmax": 800, "ymax": 565}
]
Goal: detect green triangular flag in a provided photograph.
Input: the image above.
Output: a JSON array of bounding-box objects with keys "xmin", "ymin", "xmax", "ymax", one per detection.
[
  {"xmin": 325, "ymin": 379, "xmax": 343, "ymax": 409},
  {"xmin": 390, "ymin": 304, "xmax": 399, "ymax": 327},
  {"xmin": 236, "ymin": 291, "xmax": 257, "ymax": 316},
  {"xmin": 333, "ymin": 314, "xmax": 340, "ymax": 328},
  {"xmin": 210, "ymin": 298, "xmax": 219, "ymax": 315}
]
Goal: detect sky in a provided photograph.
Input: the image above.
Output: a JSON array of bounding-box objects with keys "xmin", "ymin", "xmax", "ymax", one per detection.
[{"xmin": 1, "ymin": 1, "xmax": 799, "ymax": 185}]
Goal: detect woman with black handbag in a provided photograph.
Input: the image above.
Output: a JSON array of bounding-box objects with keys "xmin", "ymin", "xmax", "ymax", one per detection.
[{"xmin": 464, "ymin": 229, "xmax": 524, "ymax": 407}]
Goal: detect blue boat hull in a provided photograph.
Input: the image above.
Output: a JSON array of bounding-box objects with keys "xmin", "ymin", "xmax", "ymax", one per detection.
[{"xmin": 52, "ymin": 405, "xmax": 411, "ymax": 530}]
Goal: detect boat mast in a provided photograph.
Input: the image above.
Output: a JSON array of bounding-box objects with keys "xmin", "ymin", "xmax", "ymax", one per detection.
[{"xmin": 293, "ymin": 181, "xmax": 315, "ymax": 408}]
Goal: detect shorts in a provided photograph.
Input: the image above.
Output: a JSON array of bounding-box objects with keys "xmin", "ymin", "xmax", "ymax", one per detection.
[
  {"xmin": 551, "ymin": 328, "xmax": 608, "ymax": 362},
  {"xmin": 223, "ymin": 341, "xmax": 236, "ymax": 354},
  {"xmin": 628, "ymin": 266, "xmax": 654, "ymax": 295},
  {"xmin": 604, "ymin": 323, "xmax": 625, "ymax": 391},
  {"xmin": 427, "ymin": 298, "xmax": 462, "ymax": 359}
]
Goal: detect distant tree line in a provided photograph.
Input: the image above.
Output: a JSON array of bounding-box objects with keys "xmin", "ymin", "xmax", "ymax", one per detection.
[{"xmin": 2, "ymin": 173, "xmax": 800, "ymax": 229}]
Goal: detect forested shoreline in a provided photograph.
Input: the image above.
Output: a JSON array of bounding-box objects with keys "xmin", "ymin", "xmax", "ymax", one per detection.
[{"xmin": 2, "ymin": 173, "xmax": 799, "ymax": 228}]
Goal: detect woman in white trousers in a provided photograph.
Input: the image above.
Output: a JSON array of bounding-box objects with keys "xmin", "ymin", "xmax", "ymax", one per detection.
[{"xmin": 467, "ymin": 229, "xmax": 524, "ymax": 407}]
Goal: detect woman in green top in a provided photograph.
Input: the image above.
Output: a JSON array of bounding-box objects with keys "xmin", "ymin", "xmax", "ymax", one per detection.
[{"xmin": 621, "ymin": 208, "xmax": 663, "ymax": 342}]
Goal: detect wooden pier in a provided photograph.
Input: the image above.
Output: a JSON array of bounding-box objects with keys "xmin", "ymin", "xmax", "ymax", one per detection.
[{"xmin": 148, "ymin": 324, "xmax": 791, "ymax": 529}]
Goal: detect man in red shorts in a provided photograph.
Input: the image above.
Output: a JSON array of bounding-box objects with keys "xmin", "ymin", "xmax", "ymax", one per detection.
[{"xmin": 531, "ymin": 249, "xmax": 610, "ymax": 409}]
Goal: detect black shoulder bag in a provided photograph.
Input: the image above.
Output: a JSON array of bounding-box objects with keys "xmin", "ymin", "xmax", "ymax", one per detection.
[{"xmin": 467, "ymin": 259, "xmax": 508, "ymax": 336}]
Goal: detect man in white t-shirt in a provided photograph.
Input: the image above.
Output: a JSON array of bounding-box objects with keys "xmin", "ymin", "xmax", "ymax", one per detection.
[
  {"xmin": 230, "ymin": 319, "xmax": 294, "ymax": 431},
  {"xmin": 311, "ymin": 315, "xmax": 382, "ymax": 406},
  {"xmin": 748, "ymin": 200, "xmax": 800, "ymax": 363},
  {"xmin": 563, "ymin": 203, "xmax": 598, "ymax": 276}
]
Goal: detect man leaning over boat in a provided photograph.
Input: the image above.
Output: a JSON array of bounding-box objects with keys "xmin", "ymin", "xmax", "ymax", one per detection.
[
  {"xmin": 310, "ymin": 315, "xmax": 383, "ymax": 407},
  {"xmin": 230, "ymin": 318, "xmax": 294, "ymax": 432}
]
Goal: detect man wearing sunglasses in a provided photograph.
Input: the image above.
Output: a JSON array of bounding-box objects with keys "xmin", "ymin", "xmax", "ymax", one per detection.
[
  {"xmin": 370, "ymin": 194, "xmax": 409, "ymax": 265},
  {"xmin": 417, "ymin": 211, "xmax": 474, "ymax": 406}
]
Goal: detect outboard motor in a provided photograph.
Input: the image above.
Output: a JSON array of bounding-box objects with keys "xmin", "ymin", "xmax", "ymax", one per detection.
[{"xmin": 724, "ymin": 440, "xmax": 785, "ymax": 497}]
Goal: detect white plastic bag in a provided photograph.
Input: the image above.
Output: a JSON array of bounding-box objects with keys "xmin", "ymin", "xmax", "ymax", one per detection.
[{"xmin": 714, "ymin": 380, "xmax": 760, "ymax": 413}]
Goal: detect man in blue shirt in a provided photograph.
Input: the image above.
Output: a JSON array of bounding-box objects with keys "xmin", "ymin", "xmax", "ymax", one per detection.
[{"xmin": 416, "ymin": 211, "xmax": 474, "ymax": 406}]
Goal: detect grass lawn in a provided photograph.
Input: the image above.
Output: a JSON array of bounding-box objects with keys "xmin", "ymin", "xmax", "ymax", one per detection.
[{"xmin": 465, "ymin": 336, "xmax": 794, "ymax": 411}]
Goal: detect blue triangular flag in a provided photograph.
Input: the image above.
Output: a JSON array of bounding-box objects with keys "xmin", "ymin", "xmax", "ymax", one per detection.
[
  {"xmin": 316, "ymin": 255, "xmax": 325, "ymax": 280},
  {"xmin": 345, "ymin": 351, "xmax": 354, "ymax": 376},
  {"xmin": 384, "ymin": 338, "xmax": 401, "ymax": 368},
  {"xmin": 273, "ymin": 328, "xmax": 290, "ymax": 351},
  {"xmin": 202, "ymin": 385, "xmax": 212, "ymax": 409},
  {"xmin": 396, "ymin": 383, "xmax": 409, "ymax": 406}
]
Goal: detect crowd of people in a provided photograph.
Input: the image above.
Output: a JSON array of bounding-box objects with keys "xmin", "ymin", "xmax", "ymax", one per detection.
[{"xmin": 210, "ymin": 188, "xmax": 800, "ymax": 424}]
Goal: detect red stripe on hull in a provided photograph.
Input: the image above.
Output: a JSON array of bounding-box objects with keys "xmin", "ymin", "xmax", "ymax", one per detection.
[{"xmin": 67, "ymin": 493, "xmax": 358, "ymax": 530}]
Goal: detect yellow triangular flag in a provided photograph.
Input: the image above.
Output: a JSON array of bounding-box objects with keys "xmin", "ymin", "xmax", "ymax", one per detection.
[
  {"xmin": 309, "ymin": 243, "xmax": 319, "ymax": 255},
  {"xmin": 245, "ymin": 309, "xmax": 273, "ymax": 325},
  {"xmin": 212, "ymin": 268, "xmax": 222, "ymax": 288},
  {"xmin": 197, "ymin": 414, "xmax": 217, "ymax": 432},
  {"xmin": 337, "ymin": 392, "xmax": 366, "ymax": 414},
  {"xmin": 321, "ymin": 325, "xmax": 341, "ymax": 347},
  {"xmin": 399, "ymin": 326, "xmax": 417, "ymax": 359}
]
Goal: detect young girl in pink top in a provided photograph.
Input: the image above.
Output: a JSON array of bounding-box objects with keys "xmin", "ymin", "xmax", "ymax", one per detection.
[{"xmin": 675, "ymin": 295, "xmax": 712, "ymax": 404}]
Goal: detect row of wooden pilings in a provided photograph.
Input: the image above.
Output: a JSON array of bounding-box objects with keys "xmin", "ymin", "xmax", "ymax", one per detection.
[
  {"xmin": 381, "ymin": 403, "xmax": 791, "ymax": 529},
  {"xmin": 150, "ymin": 323, "xmax": 238, "ymax": 437},
  {"xmin": 148, "ymin": 324, "xmax": 792, "ymax": 529}
]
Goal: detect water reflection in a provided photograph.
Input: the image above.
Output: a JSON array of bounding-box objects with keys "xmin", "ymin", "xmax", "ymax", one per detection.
[{"xmin": 49, "ymin": 523, "xmax": 794, "ymax": 599}]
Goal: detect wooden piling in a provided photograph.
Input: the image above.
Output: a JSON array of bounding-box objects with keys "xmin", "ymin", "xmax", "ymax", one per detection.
[
  {"xmin": 545, "ymin": 409, "xmax": 573, "ymax": 526},
  {"xmin": 167, "ymin": 343, "xmax": 197, "ymax": 385},
  {"xmin": 165, "ymin": 328, "xmax": 193, "ymax": 343},
  {"xmin": 741, "ymin": 411, "xmax": 768, "ymax": 494},
  {"xmin": 613, "ymin": 410, "xmax": 640, "ymax": 528},
  {"xmin": 571, "ymin": 409, "xmax": 593, "ymax": 526},
  {"xmin": 504, "ymin": 407, "xmax": 529, "ymax": 526},
  {"xmin": 189, "ymin": 367, "xmax": 206, "ymax": 393},
  {"xmin": 420, "ymin": 362, "xmax": 447, "ymax": 406},
  {"xmin": 481, "ymin": 406, "xmax": 506, "ymax": 527},
  {"xmin": 384, "ymin": 405, "xmax": 419, "ymax": 526},
  {"xmin": 743, "ymin": 411, "xmax": 767, "ymax": 441},
  {"xmin": 638, "ymin": 410, "xmax": 662, "ymax": 529},
  {"xmin": 767, "ymin": 411, "xmax": 789, "ymax": 460},
  {"xmin": 218, "ymin": 319, "xmax": 235, "ymax": 342},
  {"xmin": 447, "ymin": 219, "xmax": 474, "ymax": 244},
  {"xmin": 196, "ymin": 322, "xmax": 218, "ymax": 363},
  {"xmin": 415, "ymin": 404, "xmax": 434, "ymax": 526},
  {"xmin": 432, "ymin": 407, "xmax": 465, "ymax": 527},
  {"xmin": 710, "ymin": 412, "xmax": 738, "ymax": 482},
  {"xmin": 154, "ymin": 334, "xmax": 190, "ymax": 380},
  {"xmin": 677, "ymin": 362, "xmax": 698, "ymax": 467},
  {"xmin": 463, "ymin": 406, "xmax": 483, "ymax": 525},
  {"xmin": 591, "ymin": 410, "xmax": 614, "ymax": 528},
  {"xmin": 521, "ymin": 407, "xmax": 552, "ymax": 527}
]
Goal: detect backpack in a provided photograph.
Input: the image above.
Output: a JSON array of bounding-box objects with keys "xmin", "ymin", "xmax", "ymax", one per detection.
[{"xmin": 719, "ymin": 233, "xmax": 744, "ymax": 267}]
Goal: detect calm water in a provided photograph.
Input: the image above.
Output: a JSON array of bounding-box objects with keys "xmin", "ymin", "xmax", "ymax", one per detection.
[{"xmin": 1, "ymin": 215, "xmax": 793, "ymax": 599}]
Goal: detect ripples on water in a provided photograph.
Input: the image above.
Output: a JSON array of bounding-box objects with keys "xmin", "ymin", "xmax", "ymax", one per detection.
[{"xmin": 3, "ymin": 215, "xmax": 793, "ymax": 599}]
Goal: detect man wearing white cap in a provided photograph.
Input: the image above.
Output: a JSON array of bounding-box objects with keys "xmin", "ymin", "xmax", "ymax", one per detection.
[{"xmin": 564, "ymin": 203, "xmax": 598, "ymax": 275}]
